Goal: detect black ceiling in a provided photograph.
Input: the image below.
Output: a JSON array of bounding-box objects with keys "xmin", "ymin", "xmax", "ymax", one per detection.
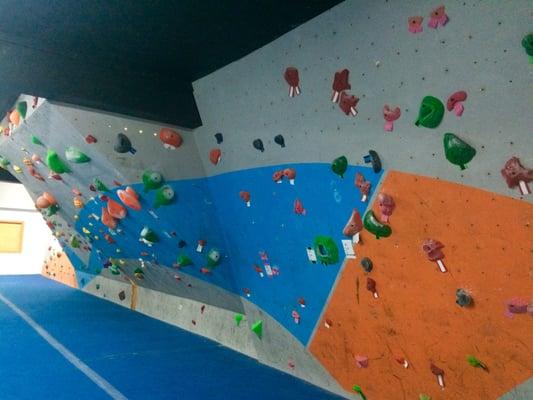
[{"xmin": 0, "ymin": 0, "xmax": 343, "ymax": 128}]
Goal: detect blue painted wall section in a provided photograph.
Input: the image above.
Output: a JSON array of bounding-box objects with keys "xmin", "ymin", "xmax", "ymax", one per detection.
[{"xmin": 75, "ymin": 162, "xmax": 382, "ymax": 345}]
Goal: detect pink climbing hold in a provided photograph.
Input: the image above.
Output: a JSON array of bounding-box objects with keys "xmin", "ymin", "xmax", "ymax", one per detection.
[
  {"xmin": 355, "ymin": 173, "xmax": 371, "ymax": 202},
  {"xmin": 422, "ymin": 239, "xmax": 446, "ymax": 272},
  {"xmin": 428, "ymin": 5, "xmax": 448, "ymax": 29},
  {"xmin": 377, "ymin": 193, "xmax": 395, "ymax": 223},
  {"xmin": 505, "ymin": 298, "xmax": 532, "ymax": 317},
  {"xmin": 355, "ymin": 355, "xmax": 369, "ymax": 368},
  {"xmin": 408, "ymin": 16, "xmax": 423, "ymax": 34},
  {"xmin": 85, "ymin": 134, "xmax": 97, "ymax": 144},
  {"xmin": 292, "ymin": 310, "xmax": 301, "ymax": 324},
  {"xmin": 447, "ymin": 91, "xmax": 467, "ymax": 117},
  {"xmin": 383, "ymin": 105, "xmax": 401, "ymax": 131}
]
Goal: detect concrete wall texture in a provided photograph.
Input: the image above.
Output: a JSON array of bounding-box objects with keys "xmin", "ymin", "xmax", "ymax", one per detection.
[{"xmin": 0, "ymin": 1, "xmax": 531, "ymax": 399}]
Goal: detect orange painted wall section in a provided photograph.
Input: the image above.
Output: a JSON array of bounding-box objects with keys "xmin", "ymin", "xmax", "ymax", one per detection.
[
  {"xmin": 309, "ymin": 170, "xmax": 532, "ymax": 400},
  {"xmin": 42, "ymin": 250, "xmax": 78, "ymax": 289}
]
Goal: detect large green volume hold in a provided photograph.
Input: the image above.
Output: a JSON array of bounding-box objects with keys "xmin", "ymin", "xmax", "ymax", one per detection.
[
  {"xmin": 313, "ymin": 236, "xmax": 339, "ymax": 265},
  {"xmin": 415, "ymin": 96, "xmax": 444, "ymax": 128},
  {"xmin": 46, "ymin": 150, "xmax": 71, "ymax": 174},
  {"xmin": 363, "ymin": 210, "xmax": 392, "ymax": 239},
  {"xmin": 331, "ymin": 156, "xmax": 348, "ymax": 178},
  {"xmin": 522, "ymin": 33, "xmax": 533, "ymax": 56},
  {"xmin": 443, "ymin": 133, "xmax": 476, "ymax": 170}
]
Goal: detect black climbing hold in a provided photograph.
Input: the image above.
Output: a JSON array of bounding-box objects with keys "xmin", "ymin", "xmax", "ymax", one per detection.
[
  {"xmin": 456, "ymin": 288, "xmax": 472, "ymax": 307},
  {"xmin": 118, "ymin": 290, "xmax": 126, "ymax": 301},
  {"xmin": 274, "ymin": 135, "xmax": 286, "ymax": 148},
  {"xmin": 253, "ymin": 139, "xmax": 265, "ymax": 152},
  {"xmin": 360, "ymin": 257, "xmax": 373, "ymax": 273},
  {"xmin": 215, "ymin": 132, "xmax": 223, "ymax": 144},
  {"xmin": 114, "ymin": 133, "xmax": 136, "ymax": 154},
  {"xmin": 178, "ymin": 240, "xmax": 187, "ymax": 248},
  {"xmin": 363, "ymin": 150, "xmax": 382, "ymax": 173}
]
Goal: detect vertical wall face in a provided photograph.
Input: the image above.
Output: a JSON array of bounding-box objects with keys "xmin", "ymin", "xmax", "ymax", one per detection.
[{"xmin": 0, "ymin": 1, "xmax": 532, "ymax": 399}]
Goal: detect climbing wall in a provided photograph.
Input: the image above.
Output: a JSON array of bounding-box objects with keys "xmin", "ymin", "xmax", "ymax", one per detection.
[{"xmin": 0, "ymin": 1, "xmax": 532, "ymax": 399}]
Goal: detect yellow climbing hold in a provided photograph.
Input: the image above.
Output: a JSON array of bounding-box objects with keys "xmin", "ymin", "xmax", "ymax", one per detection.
[
  {"xmin": 13, "ymin": 165, "xmax": 22, "ymax": 173},
  {"xmin": 82, "ymin": 227, "xmax": 90, "ymax": 235}
]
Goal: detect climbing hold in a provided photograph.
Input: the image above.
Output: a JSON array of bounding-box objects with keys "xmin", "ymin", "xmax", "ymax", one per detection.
[
  {"xmin": 178, "ymin": 240, "xmax": 187, "ymax": 248},
  {"xmin": 117, "ymin": 186, "xmax": 141, "ymax": 210},
  {"xmin": 16, "ymin": 102, "xmax": 27, "ymax": 120},
  {"xmin": 427, "ymin": 5, "xmax": 448, "ymax": 29},
  {"xmin": 360, "ymin": 257, "xmax": 373, "ymax": 273},
  {"xmin": 93, "ymin": 178, "xmax": 110, "ymax": 192},
  {"xmin": 36, "ymin": 196, "xmax": 51, "ymax": 210},
  {"xmin": 73, "ymin": 197, "xmax": 84, "ymax": 209},
  {"xmin": 363, "ymin": 210, "xmax": 392, "ymax": 239},
  {"xmin": 363, "ymin": 150, "xmax": 382, "ymax": 173},
  {"xmin": 343, "ymin": 209, "xmax": 363, "ymax": 243},
  {"xmin": 107, "ymin": 198, "xmax": 127, "ymax": 219},
  {"xmin": 114, "ymin": 133, "xmax": 136, "ymax": 154},
  {"xmin": 419, "ymin": 395, "xmax": 431, "ymax": 400},
  {"xmin": 142, "ymin": 170, "xmax": 164, "ymax": 192},
  {"xmin": 104, "ymin": 233, "xmax": 115, "ymax": 244},
  {"xmin": 70, "ymin": 236, "xmax": 80, "ymax": 248},
  {"xmin": 443, "ymin": 133, "xmax": 476, "ymax": 170},
  {"xmin": 331, "ymin": 69, "xmax": 351, "ymax": 103},
  {"xmin": 154, "ymin": 185, "xmax": 175, "ymax": 208},
  {"xmin": 456, "ymin": 288, "xmax": 473, "ymax": 307},
  {"xmin": 355, "ymin": 355, "xmax": 369, "ymax": 368},
  {"xmin": 214, "ymin": 132, "xmax": 223, "ymax": 144},
  {"xmin": 298, "ymin": 298, "xmax": 306, "ymax": 308},
  {"xmin": 27, "ymin": 166, "xmax": 45, "ymax": 181},
  {"xmin": 447, "ymin": 91, "xmax": 467, "ymax": 117},
  {"xmin": 355, "ymin": 172, "xmax": 371, "ymax": 202},
  {"xmin": 23, "ymin": 157, "xmax": 32, "ymax": 167},
  {"xmin": 46, "ymin": 150, "xmax": 70, "ymax": 174},
  {"xmin": 0, "ymin": 156, "xmax": 10, "ymax": 169},
  {"xmin": 175, "ymin": 254, "xmax": 193, "ymax": 268},
  {"xmin": 109, "ymin": 263, "xmax": 120, "ymax": 275},
  {"xmin": 253, "ymin": 139, "xmax": 264, "ymax": 152},
  {"xmin": 293, "ymin": 199, "xmax": 306, "ymax": 215},
  {"xmin": 501, "ymin": 156, "xmax": 533, "ymax": 195},
  {"xmin": 234, "ymin": 313, "xmax": 244, "ymax": 326},
  {"xmin": 366, "ymin": 277, "xmax": 378, "ymax": 298},
  {"xmin": 101, "ymin": 207, "xmax": 117, "ymax": 230},
  {"xmin": 331, "ymin": 156, "xmax": 348, "ymax": 178},
  {"xmin": 85, "ymin": 134, "xmax": 97, "ymax": 144},
  {"xmin": 251, "ymin": 320, "xmax": 263, "ymax": 338},
  {"xmin": 159, "ymin": 128, "xmax": 183, "ymax": 150},
  {"xmin": 430, "ymin": 363, "xmax": 445, "ymax": 388},
  {"xmin": 352, "ymin": 385, "xmax": 367, "ymax": 400},
  {"xmin": 383, "ymin": 104, "xmax": 401, "ymax": 131},
  {"xmin": 291, "ymin": 310, "xmax": 300, "ymax": 324},
  {"xmin": 377, "ymin": 193, "xmax": 395, "ymax": 223},
  {"xmin": 206, "ymin": 248, "xmax": 221, "ymax": 268},
  {"xmin": 506, "ymin": 298, "xmax": 530, "ymax": 314},
  {"xmin": 239, "ymin": 191, "xmax": 251, "ymax": 207},
  {"xmin": 408, "ymin": 16, "xmax": 423, "ymax": 34},
  {"xmin": 134, "ymin": 268, "xmax": 144, "ymax": 279},
  {"xmin": 274, "ymin": 134, "xmax": 286, "ymax": 147},
  {"xmin": 209, "ymin": 148, "xmax": 221, "ymax": 165},
  {"xmin": 339, "ymin": 91, "xmax": 359, "ymax": 116},
  {"xmin": 45, "ymin": 204, "xmax": 60, "ymax": 217},
  {"xmin": 139, "ymin": 227, "xmax": 159, "ymax": 246},
  {"xmin": 283, "ymin": 168, "xmax": 296, "ymax": 185},
  {"xmin": 9, "ymin": 109, "xmax": 20, "ymax": 126},
  {"xmin": 313, "ymin": 236, "xmax": 339, "ymax": 265},
  {"xmin": 522, "ymin": 33, "xmax": 533, "ymax": 63},
  {"xmin": 284, "ymin": 67, "xmax": 301, "ymax": 97},
  {"xmin": 415, "ymin": 96, "xmax": 444, "ymax": 128},
  {"xmin": 466, "ymin": 355, "xmax": 488, "ymax": 371},
  {"xmin": 31, "ymin": 154, "xmax": 42, "ymax": 164},
  {"xmin": 196, "ymin": 240, "xmax": 206, "ymax": 252},
  {"xmin": 118, "ymin": 291, "xmax": 126, "ymax": 301},
  {"xmin": 422, "ymin": 239, "xmax": 446, "ymax": 273},
  {"xmin": 272, "ymin": 170, "xmax": 284, "ymax": 183},
  {"xmin": 65, "ymin": 146, "xmax": 91, "ymax": 163},
  {"xmin": 31, "ymin": 135, "xmax": 43, "ymax": 146}
]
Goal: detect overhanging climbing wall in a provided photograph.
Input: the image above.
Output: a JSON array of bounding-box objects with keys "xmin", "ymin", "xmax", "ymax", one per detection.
[{"xmin": 1, "ymin": 1, "xmax": 532, "ymax": 399}]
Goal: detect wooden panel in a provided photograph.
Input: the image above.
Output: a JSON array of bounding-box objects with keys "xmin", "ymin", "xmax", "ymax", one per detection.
[{"xmin": 0, "ymin": 221, "xmax": 24, "ymax": 253}]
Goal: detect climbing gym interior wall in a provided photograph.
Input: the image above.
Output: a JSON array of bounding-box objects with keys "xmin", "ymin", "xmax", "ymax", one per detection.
[{"xmin": 0, "ymin": 1, "xmax": 532, "ymax": 399}]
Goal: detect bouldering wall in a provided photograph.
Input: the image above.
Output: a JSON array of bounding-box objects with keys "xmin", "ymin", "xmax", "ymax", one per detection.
[{"xmin": 0, "ymin": 1, "xmax": 531, "ymax": 399}]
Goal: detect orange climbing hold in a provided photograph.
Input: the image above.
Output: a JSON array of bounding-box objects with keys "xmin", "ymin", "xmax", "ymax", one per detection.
[
  {"xmin": 101, "ymin": 207, "xmax": 117, "ymax": 230},
  {"xmin": 107, "ymin": 198, "xmax": 127, "ymax": 219},
  {"xmin": 117, "ymin": 186, "xmax": 141, "ymax": 211}
]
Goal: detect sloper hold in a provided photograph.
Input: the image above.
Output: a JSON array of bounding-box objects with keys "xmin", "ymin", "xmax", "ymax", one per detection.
[
  {"xmin": 443, "ymin": 133, "xmax": 476, "ymax": 170},
  {"xmin": 142, "ymin": 170, "xmax": 164, "ymax": 192},
  {"xmin": 363, "ymin": 150, "xmax": 382, "ymax": 173},
  {"xmin": 521, "ymin": 33, "xmax": 533, "ymax": 59},
  {"xmin": 65, "ymin": 146, "xmax": 91, "ymax": 163},
  {"xmin": 253, "ymin": 139, "xmax": 264, "ymax": 152},
  {"xmin": 331, "ymin": 156, "xmax": 348, "ymax": 178},
  {"xmin": 114, "ymin": 133, "xmax": 136, "ymax": 154},
  {"xmin": 363, "ymin": 210, "xmax": 392, "ymax": 239},
  {"xmin": 415, "ymin": 96, "xmax": 444, "ymax": 128},
  {"xmin": 274, "ymin": 134, "xmax": 285, "ymax": 147},
  {"xmin": 209, "ymin": 148, "xmax": 221, "ymax": 165},
  {"xmin": 234, "ymin": 313, "xmax": 244, "ymax": 326},
  {"xmin": 313, "ymin": 236, "xmax": 339, "ymax": 265},
  {"xmin": 251, "ymin": 320, "xmax": 263, "ymax": 338},
  {"xmin": 159, "ymin": 128, "xmax": 183, "ymax": 150},
  {"xmin": 154, "ymin": 185, "xmax": 175, "ymax": 208},
  {"xmin": 46, "ymin": 150, "xmax": 71, "ymax": 174},
  {"xmin": 214, "ymin": 132, "xmax": 223, "ymax": 144}
]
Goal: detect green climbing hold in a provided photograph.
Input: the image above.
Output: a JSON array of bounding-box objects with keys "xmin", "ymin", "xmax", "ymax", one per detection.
[
  {"xmin": 46, "ymin": 150, "xmax": 71, "ymax": 174},
  {"xmin": 142, "ymin": 170, "xmax": 164, "ymax": 192},
  {"xmin": 419, "ymin": 395, "xmax": 431, "ymax": 400},
  {"xmin": 16, "ymin": 101, "xmax": 27, "ymax": 120},
  {"xmin": 206, "ymin": 248, "xmax": 221, "ymax": 268},
  {"xmin": 65, "ymin": 146, "xmax": 91, "ymax": 163},
  {"xmin": 352, "ymin": 385, "xmax": 367, "ymax": 400},
  {"xmin": 153, "ymin": 185, "xmax": 175, "ymax": 208},
  {"xmin": 522, "ymin": 33, "xmax": 533, "ymax": 57},
  {"xmin": 466, "ymin": 355, "xmax": 488, "ymax": 371},
  {"xmin": 363, "ymin": 210, "xmax": 392, "ymax": 239},
  {"xmin": 443, "ymin": 133, "xmax": 476, "ymax": 170},
  {"xmin": 31, "ymin": 135, "xmax": 43, "ymax": 146},
  {"xmin": 139, "ymin": 226, "xmax": 159, "ymax": 245},
  {"xmin": 45, "ymin": 204, "xmax": 60, "ymax": 217},
  {"xmin": 235, "ymin": 313, "xmax": 244, "ymax": 326},
  {"xmin": 176, "ymin": 254, "xmax": 193, "ymax": 267},
  {"xmin": 109, "ymin": 263, "xmax": 120, "ymax": 275},
  {"xmin": 70, "ymin": 236, "xmax": 80, "ymax": 248},
  {"xmin": 331, "ymin": 156, "xmax": 348, "ymax": 178},
  {"xmin": 415, "ymin": 96, "xmax": 444, "ymax": 128},
  {"xmin": 251, "ymin": 320, "xmax": 263, "ymax": 338},
  {"xmin": 0, "ymin": 156, "xmax": 10, "ymax": 169},
  {"xmin": 313, "ymin": 236, "xmax": 339, "ymax": 265},
  {"xmin": 93, "ymin": 178, "xmax": 109, "ymax": 192},
  {"xmin": 134, "ymin": 268, "xmax": 144, "ymax": 279}
]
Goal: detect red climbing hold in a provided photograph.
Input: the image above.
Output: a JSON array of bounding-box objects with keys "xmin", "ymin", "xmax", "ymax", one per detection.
[
  {"xmin": 284, "ymin": 67, "xmax": 301, "ymax": 98},
  {"xmin": 383, "ymin": 104, "xmax": 401, "ymax": 131},
  {"xmin": 283, "ymin": 168, "xmax": 296, "ymax": 184},
  {"xmin": 343, "ymin": 209, "xmax": 363, "ymax": 241},
  {"xmin": 239, "ymin": 191, "xmax": 251, "ymax": 207},
  {"xmin": 377, "ymin": 193, "xmax": 395, "ymax": 223},
  {"xmin": 501, "ymin": 156, "xmax": 533, "ymax": 195},
  {"xmin": 272, "ymin": 170, "xmax": 284, "ymax": 183},
  {"xmin": 355, "ymin": 173, "xmax": 371, "ymax": 202},
  {"xmin": 430, "ymin": 363, "xmax": 445, "ymax": 388},
  {"xmin": 85, "ymin": 134, "xmax": 97, "ymax": 144},
  {"xmin": 159, "ymin": 128, "xmax": 183, "ymax": 150},
  {"xmin": 293, "ymin": 199, "xmax": 306, "ymax": 216},
  {"xmin": 331, "ymin": 69, "xmax": 351, "ymax": 103},
  {"xmin": 339, "ymin": 91, "xmax": 359, "ymax": 116},
  {"xmin": 366, "ymin": 277, "xmax": 378, "ymax": 298},
  {"xmin": 355, "ymin": 355, "xmax": 369, "ymax": 368},
  {"xmin": 447, "ymin": 91, "xmax": 467, "ymax": 117},
  {"xmin": 209, "ymin": 149, "xmax": 221, "ymax": 165}
]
